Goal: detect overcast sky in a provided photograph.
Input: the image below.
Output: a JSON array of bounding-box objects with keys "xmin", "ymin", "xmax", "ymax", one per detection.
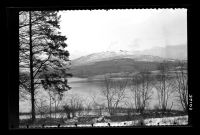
[{"xmin": 59, "ymin": 9, "xmax": 187, "ymax": 60}]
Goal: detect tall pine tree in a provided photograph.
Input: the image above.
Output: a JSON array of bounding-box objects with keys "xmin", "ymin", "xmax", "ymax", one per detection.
[{"xmin": 19, "ymin": 11, "xmax": 72, "ymax": 123}]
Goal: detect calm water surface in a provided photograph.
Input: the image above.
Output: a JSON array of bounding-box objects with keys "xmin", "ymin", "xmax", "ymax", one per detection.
[{"xmin": 19, "ymin": 77, "xmax": 183, "ymax": 113}]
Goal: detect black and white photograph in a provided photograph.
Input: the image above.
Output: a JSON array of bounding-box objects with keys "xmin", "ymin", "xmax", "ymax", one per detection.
[{"xmin": 18, "ymin": 9, "xmax": 188, "ymax": 128}]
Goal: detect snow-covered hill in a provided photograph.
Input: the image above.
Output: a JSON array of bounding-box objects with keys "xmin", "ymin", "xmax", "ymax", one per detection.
[
  {"xmin": 71, "ymin": 45, "xmax": 187, "ymax": 66},
  {"xmin": 71, "ymin": 50, "xmax": 173, "ymax": 66}
]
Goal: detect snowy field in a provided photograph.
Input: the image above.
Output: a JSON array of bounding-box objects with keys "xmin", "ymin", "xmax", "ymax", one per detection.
[{"xmin": 19, "ymin": 115, "xmax": 188, "ymax": 128}]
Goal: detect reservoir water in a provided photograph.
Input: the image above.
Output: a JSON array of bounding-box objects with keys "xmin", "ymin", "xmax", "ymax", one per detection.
[{"xmin": 19, "ymin": 77, "xmax": 183, "ymax": 113}]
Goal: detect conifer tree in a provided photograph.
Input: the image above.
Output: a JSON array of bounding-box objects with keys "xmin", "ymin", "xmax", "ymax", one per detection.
[{"xmin": 19, "ymin": 11, "xmax": 72, "ymax": 122}]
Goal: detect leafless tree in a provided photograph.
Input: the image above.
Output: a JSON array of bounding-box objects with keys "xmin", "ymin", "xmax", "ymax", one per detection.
[
  {"xmin": 52, "ymin": 93, "xmax": 62, "ymax": 119},
  {"xmin": 154, "ymin": 61, "xmax": 175, "ymax": 112},
  {"xmin": 91, "ymin": 95, "xmax": 105, "ymax": 116},
  {"xmin": 43, "ymin": 86, "xmax": 64, "ymax": 120},
  {"xmin": 130, "ymin": 70, "xmax": 154, "ymax": 114},
  {"xmin": 124, "ymin": 101, "xmax": 135, "ymax": 117},
  {"xmin": 174, "ymin": 61, "xmax": 188, "ymax": 112},
  {"xmin": 101, "ymin": 75, "xmax": 115, "ymax": 115},
  {"xmin": 84, "ymin": 99, "xmax": 92, "ymax": 116},
  {"xmin": 35, "ymin": 97, "xmax": 48, "ymax": 119},
  {"xmin": 63, "ymin": 94, "xmax": 84, "ymax": 118},
  {"xmin": 100, "ymin": 75, "xmax": 128, "ymax": 115},
  {"xmin": 112, "ymin": 79, "xmax": 128, "ymax": 112},
  {"xmin": 113, "ymin": 79, "xmax": 128, "ymax": 113}
]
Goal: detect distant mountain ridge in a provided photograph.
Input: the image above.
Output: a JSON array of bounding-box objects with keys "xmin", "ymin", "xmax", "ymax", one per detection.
[
  {"xmin": 71, "ymin": 51, "xmax": 168, "ymax": 66},
  {"xmin": 70, "ymin": 45, "xmax": 187, "ymax": 77},
  {"xmin": 71, "ymin": 45, "xmax": 187, "ymax": 66}
]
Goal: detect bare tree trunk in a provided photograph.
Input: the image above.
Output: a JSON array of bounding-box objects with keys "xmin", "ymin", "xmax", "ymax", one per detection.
[
  {"xmin": 163, "ymin": 79, "xmax": 166, "ymax": 111},
  {"xmin": 55, "ymin": 101, "xmax": 56, "ymax": 119},
  {"xmin": 50, "ymin": 96, "xmax": 51, "ymax": 119},
  {"xmin": 155, "ymin": 62, "xmax": 174, "ymax": 112},
  {"xmin": 40, "ymin": 100, "xmax": 43, "ymax": 118},
  {"xmin": 131, "ymin": 71, "xmax": 153, "ymax": 114},
  {"xmin": 29, "ymin": 11, "xmax": 35, "ymax": 123},
  {"xmin": 175, "ymin": 62, "xmax": 188, "ymax": 113}
]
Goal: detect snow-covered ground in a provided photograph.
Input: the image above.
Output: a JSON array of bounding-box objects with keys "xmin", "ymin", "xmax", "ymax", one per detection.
[
  {"xmin": 19, "ymin": 115, "xmax": 188, "ymax": 128},
  {"xmin": 144, "ymin": 115, "xmax": 188, "ymax": 126},
  {"xmin": 77, "ymin": 115, "xmax": 188, "ymax": 127}
]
